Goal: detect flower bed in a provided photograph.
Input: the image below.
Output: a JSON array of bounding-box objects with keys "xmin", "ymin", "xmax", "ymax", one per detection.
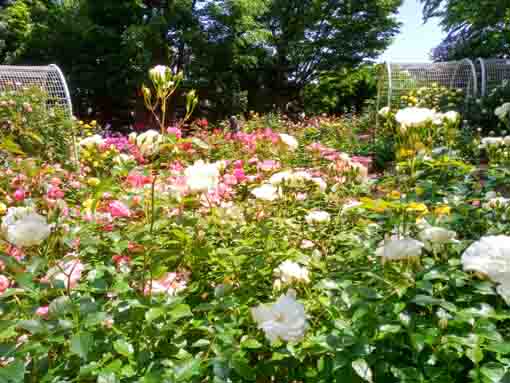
[{"xmin": 2, "ymin": 74, "xmax": 510, "ymax": 382}]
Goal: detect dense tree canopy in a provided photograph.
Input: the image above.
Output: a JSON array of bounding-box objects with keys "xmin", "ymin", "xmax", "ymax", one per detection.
[
  {"xmin": 0, "ymin": 0, "xmax": 402, "ymax": 123},
  {"xmin": 421, "ymin": 0, "xmax": 510, "ymax": 60}
]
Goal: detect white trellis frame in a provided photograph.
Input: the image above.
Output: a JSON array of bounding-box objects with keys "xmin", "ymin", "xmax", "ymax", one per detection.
[
  {"xmin": 477, "ymin": 58, "xmax": 510, "ymax": 97},
  {"xmin": 0, "ymin": 64, "xmax": 73, "ymax": 117},
  {"xmin": 377, "ymin": 59, "xmax": 478, "ymax": 109}
]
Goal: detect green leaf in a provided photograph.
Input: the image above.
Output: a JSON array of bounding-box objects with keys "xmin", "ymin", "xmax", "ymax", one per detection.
[
  {"xmin": 486, "ymin": 342, "xmax": 510, "ymax": 354},
  {"xmin": 113, "ymin": 339, "xmax": 134, "ymax": 357},
  {"xmin": 352, "ymin": 359, "xmax": 373, "ymax": 383},
  {"xmin": 241, "ymin": 338, "xmax": 262, "ymax": 349},
  {"xmin": 466, "ymin": 346, "xmax": 484, "ymax": 364},
  {"xmin": 49, "ymin": 296, "xmax": 73, "ymax": 317},
  {"xmin": 191, "ymin": 339, "xmax": 210, "ymax": 348},
  {"xmin": 0, "ymin": 359, "xmax": 25, "ymax": 382},
  {"xmin": 17, "ymin": 319, "xmax": 46, "ymax": 335},
  {"xmin": 145, "ymin": 308, "xmax": 165, "ymax": 323},
  {"xmin": 169, "ymin": 304, "xmax": 192, "ymax": 321},
  {"xmin": 70, "ymin": 332, "xmax": 93, "ymax": 360},
  {"xmin": 98, "ymin": 372, "xmax": 120, "ymax": 383}
]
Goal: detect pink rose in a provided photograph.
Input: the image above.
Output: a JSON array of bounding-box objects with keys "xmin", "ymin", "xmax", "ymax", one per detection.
[
  {"xmin": 35, "ymin": 306, "xmax": 49, "ymax": 318},
  {"xmin": 223, "ymin": 174, "xmax": 237, "ymax": 186},
  {"xmin": 108, "ymin": 200, "xmax": 131, "ymax": 218},
  {"xmin": 13, "ymin": 189, "xmax": 25, "ymax": 202},
  {"xmin": 0, "ymin": 275, "xmax": 10, "ymax": 294},
  {"xmin": 143, "ymin": 271, "xmax": 190, "ymax": 296},
  {"xmin": 257, "ymin": 160, "xmax": 281, "ymax": 172},
  {"xmin": 167, "ymin": 126, "xmax": 182, "ymax": 139},
  {"xmin": 47, "ymin": 186, "xmax": 65, "ymax": 200},
  {"xmin": 43, "ymin": 259, "xmax": 84, "ymax": 289},
  {"xmin": 233, "ymin": 168, "xmax": 246, "ymax": 183}
]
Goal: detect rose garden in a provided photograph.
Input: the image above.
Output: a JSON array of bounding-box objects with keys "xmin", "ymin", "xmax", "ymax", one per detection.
[{"xmin": 2, "ymin": 0, "xmax": 510, "ymax": 382}]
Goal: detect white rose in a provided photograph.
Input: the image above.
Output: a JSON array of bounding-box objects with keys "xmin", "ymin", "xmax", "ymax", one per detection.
[
  {"xmin": 79, "ymin": 134, "xmax": 104, "ymax": 148},
  {"xmin": 269, "ymin": 170, "xmax": 312, "ymax": 187},
  {"xmin": 495, "ymin": 103, "xmax": 510, "ymax": 121},
  {"xmin": 251, "ymin": 184, "xmax": 282, "ymax": 201},
  {"xmin": 136, "ymin": 129, "xmax": 163, "ymax": 156},
  {"xmin": 1, "ymin": 207, "xmax": 51, "ymax": 247},
  {"xmin": 481, "ymin": 137, "xmax": 504, "ymax": 148},
  {"xmin": 274, "ymin": 260, "xmax": 310, "ymax": 285},
  {"xmin": 251, "ymin": 289, "xmax": 308, "ymax": 342},
  {"xmin": 443, "ymin": 111, "xmax": 460, "ymax": 123},
  {"xmin": 305, "ymin": 210, "xmax": 330, "ymax": 224},
  {"xmin": 184, "ymin": 160, "xmax": 220, "ymax": 193},
  {"xmin": 395, "ymin": 107, "xmax": 437, "ymax": 130},
  {"xmin": 269, "ymin": 171, "xmax": 295, "ymax": 185},
  {"xmin": 375, "ymin": 238, "xmax": 424, "ymax": 262},
  {"xmin": 483, "ymin": 197, "xmax": 510, "ymax": 209},
  {"xmin": 378, "ymin": 106, "xmax": 390, "ymax": 117},
  {"xmin": 418, "ymin": 226, "xmax": 457, "ymax": 251},
  {"xmin": 300, "ymin": 240, "xmax": 315, "ymax": 249},
  {"xmin": 279, "ymin": 133, "xmax": 299, "ymax": 151},
  {"xmin": 461, "ymin": 235, "xmax": 510, "ymax": 303}
]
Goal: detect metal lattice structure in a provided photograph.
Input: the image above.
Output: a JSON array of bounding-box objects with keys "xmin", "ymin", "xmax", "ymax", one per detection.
[
  {"xmin": 377, "ymin": 59, "xmax": 478, "ymax": 109},
  {"xmin": 0, "ymin": 64, "xmax": 72, "ymax": 117},
  {"xmin": 478, "ymin": 58, "xmax": 510, "ymax": 97}
]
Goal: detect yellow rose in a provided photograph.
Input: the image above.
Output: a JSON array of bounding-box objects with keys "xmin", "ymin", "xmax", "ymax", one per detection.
[
  {"xmin": 387, "ymin": 190, "xmax": 401, "ymax": 200},
  {"xmin": 434, "ymin": 205, "xmax": 451, "ymax": 216},
  {"xmin": 83, "ymin": 198, "xmax": 94, "ymax": 209},
  {"xmin": 87, "ymin": 177, "xmax": 101, "ymax": 187},
  {"xmin": 406, "ymin": 202, "xmax": 428, "ymax": 214},
  {"xmin": 0, "ymin": 202, "xmax": 7, "ymax": 215}
]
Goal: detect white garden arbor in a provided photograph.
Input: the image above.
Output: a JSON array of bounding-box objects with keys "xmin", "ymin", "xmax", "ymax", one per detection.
[
  {"xmin": 377, "ymin": 58, "xmax": 510, "ymax": 110},
  {"xmin": 377, "ymin": 59, "xmax": 478, "ymax": 109},
  {"xmin": 0, "ymin": 64, "xmax": 73, "ymax": 117}
]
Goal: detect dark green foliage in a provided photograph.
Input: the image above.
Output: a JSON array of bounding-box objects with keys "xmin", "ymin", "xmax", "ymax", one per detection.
[
  {"xmin": 0, "ymin": 0, "xmax": 402, "ymax": 121},
  {"xmin": 421, "ymin": 0, "xmax": 510, "ymax": 60},
  {"xmin": 303, "ymin": 66, "xmax": 378, "ymax": 115}
]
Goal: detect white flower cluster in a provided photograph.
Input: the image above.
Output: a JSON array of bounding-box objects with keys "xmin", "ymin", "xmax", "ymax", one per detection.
[
  {"xmin": 417, "ymin": 221, "xmax": 457, "ymax": 252},
  {"xmin": 184, "ymin": 160, "xmax": 221, "ymax": 193},
  {"xmin": 395, "ymin": 107, "xmax": 459, "ymax": 133},
  {"xmin": 1, "ymin": 207, "xmax": 51, "ymax": 248},
  {"xmin": 461, "ymin": 235, "xmax": 510, "ymax": 303},
  {"xmin": 279, "ymin": 133, "xmax": 299, "ymax": 151},
  {"xmin": 495, "ymin": 103, "xmax": 510, "ymax": 121},
  {"xmin": 269, "ymin": 170, "xmax": 327, "ymax": 191},
  {"xmin": 480, "ymin": 136, "xmax": 510, "ymax": 148},
  {"xmin": 274, "ymin": 260, "xmax": 310, "ymax": 286},
  {"xmin": 305, "ymin": 210, "xmax": 331, "ymax": 224},
  {"xmin": 129, "ymin": 130, "xmax": 164, "ymax": 156},
  {"xmin": 251, "ymin": 184, "xmax": 282, "ymax": 201},
  {"xmin": 375, "ymin": 238, "xmax": 424, "ymax": 262},
  {"xmin": 79, "ymin": 134, "xmax": 104, "ymax": 148},
  {"xmin": 251, "ymin": 289, "xmax": 308, "ymax": 343},
  {"xmin": 483, "ymin": 191, "xmax": 510, "ymax": 209},
  {"xmin": 149, "ymin": 65, "xmax": 171, "ymax": 84}
]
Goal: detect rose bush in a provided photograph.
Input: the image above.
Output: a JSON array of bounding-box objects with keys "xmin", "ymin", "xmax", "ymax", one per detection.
[{"xmin": 2, "ymin": 81, "xmax": 510, "ymax": 382}]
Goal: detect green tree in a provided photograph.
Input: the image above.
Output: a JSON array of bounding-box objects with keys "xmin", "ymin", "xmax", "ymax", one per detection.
[
  {"xmin": 421, "ymin": 0, "xmax": 510, "ymax": 60},
  {"xmin": 260, "ymin": 0, "xmax": 401, "ymax": 108}
]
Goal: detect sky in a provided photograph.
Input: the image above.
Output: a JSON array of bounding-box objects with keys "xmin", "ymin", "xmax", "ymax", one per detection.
[{"xmin": 380, "ymin": 0, "xmax": 445, "ymax": 62}]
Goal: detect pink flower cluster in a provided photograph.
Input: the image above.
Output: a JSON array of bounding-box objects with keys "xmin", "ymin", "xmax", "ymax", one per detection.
[
  {"xmin": 225, "ymin": 129, "xmax": 281, "ymax": 152},
  {"xmin": 143, "ymin": 270, "xmax": 190, "ymax": 296},
  {"xmin": 306, "ymin": 142, "xmax": 345, "ymax": 161}
]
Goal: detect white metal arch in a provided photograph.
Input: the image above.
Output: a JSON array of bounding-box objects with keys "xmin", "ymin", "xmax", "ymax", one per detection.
[{"xmin": 0, "ymin": 64, "xmax": 73, "ymax": 118}]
